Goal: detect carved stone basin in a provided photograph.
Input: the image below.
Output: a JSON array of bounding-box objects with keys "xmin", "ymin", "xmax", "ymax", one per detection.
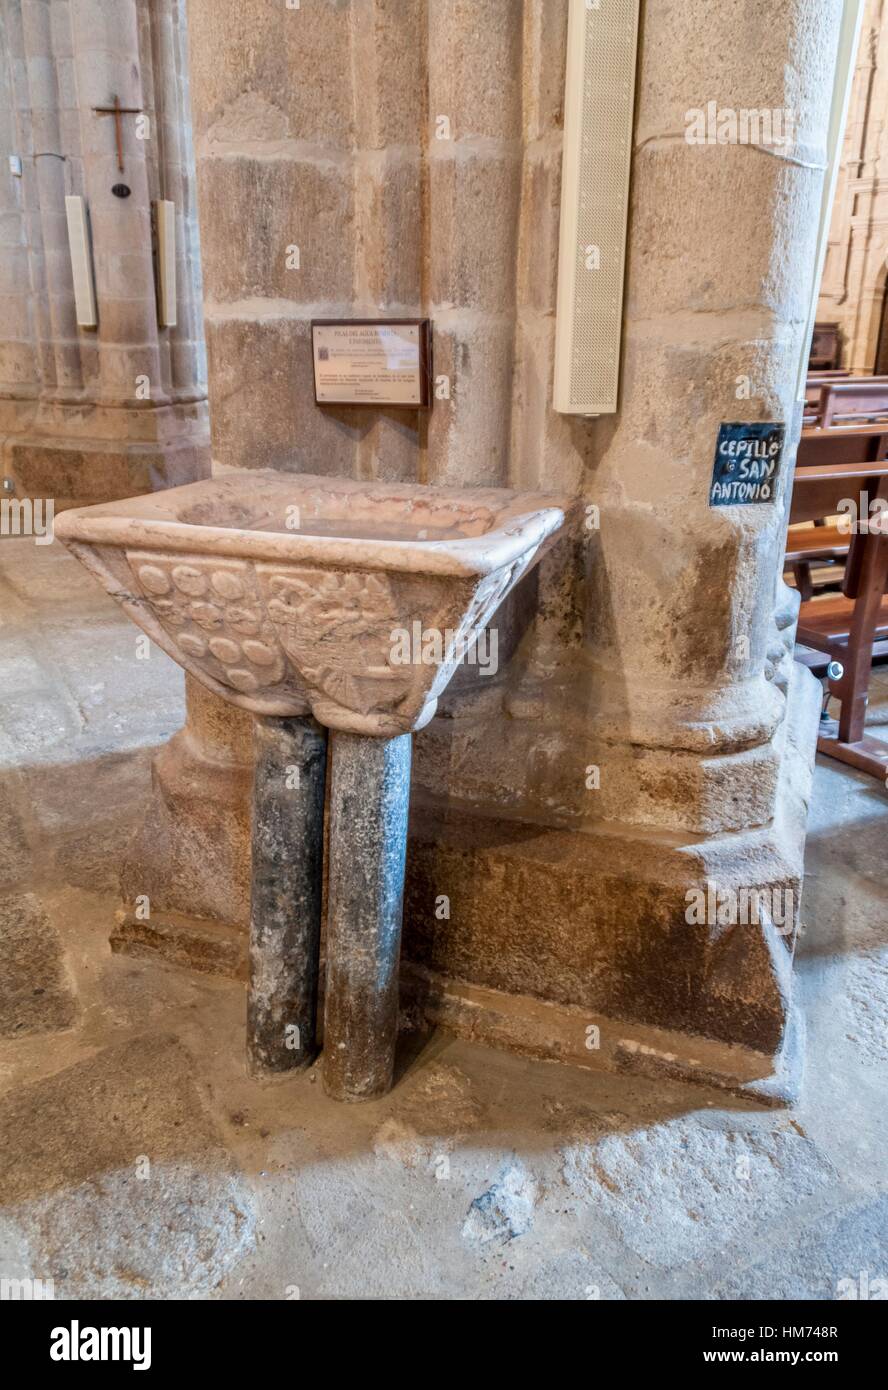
[
  {"xmin": 54, "ymin": 470, "xmax": 573, "ymax": 737},
  {"xmin": 57, "ymin": 469, "xmax": 574, "ymax": 1103}
]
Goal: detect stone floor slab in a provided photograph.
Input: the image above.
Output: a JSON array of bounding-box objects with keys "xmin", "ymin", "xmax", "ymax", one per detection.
[
  {"xmin": 713, "ymin": 1195, "xmax": 888, "ymax": 1300},
  {"xmin": 0, "ymin": 1035, "xmax": 255, "ymax": 1298},
  {"xmin": 0, "ymin": 893, "xmax": 77, "ymax": 1037}
]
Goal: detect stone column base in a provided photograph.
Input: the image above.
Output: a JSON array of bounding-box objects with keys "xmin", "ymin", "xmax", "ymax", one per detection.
[
  {"xmin": 401, "ymin": 661, "xmax": 821, "ymax": 1100},
  {"xmin": 3, "ymin": 432, "xmax": 210, "ymax": 510},
  {"xmin": 400, "ymin": 963, "xmax": 806, "ymax": 1107}
]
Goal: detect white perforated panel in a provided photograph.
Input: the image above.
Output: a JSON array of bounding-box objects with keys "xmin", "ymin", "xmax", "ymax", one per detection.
[
  {"xmin": 554, "ymin": 0, "xmax": 640, "ymax": 415},
  {"xmin": 65, "ymin": 196, "xmax": 97, "ymax": 329}
]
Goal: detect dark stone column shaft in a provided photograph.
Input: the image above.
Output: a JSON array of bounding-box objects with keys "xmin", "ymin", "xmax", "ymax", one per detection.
[
  {"xmin": 323, "ymin": 730, "xmax": 412, "ymax": 1101},
  {"xmin": 247, "ymin": 715, "xmax": 327, "ymax": 1076}
]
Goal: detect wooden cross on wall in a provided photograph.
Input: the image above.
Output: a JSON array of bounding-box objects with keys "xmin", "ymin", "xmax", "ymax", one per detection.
[{"xmin": 92, "ymin": 95, "xmax": 143, "ymax": 173}]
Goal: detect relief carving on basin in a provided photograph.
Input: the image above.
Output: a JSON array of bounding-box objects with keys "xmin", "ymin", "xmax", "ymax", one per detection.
[{"xmin": 55, "ymin": 471, "xmax": 574, "ymax": 736}]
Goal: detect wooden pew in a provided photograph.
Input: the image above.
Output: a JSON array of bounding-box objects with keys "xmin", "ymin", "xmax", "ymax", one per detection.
[
  {"xmin": 789, "ymin": 459, "xmax": 888, "ymax": 778},
  {"xmin": 809, "ymin": 321, "xmax": 841, "ymax": 370},
  {"xmin": 811, "ymin": 378, "xmax": 888, "ymax": 425},
  {"xmin": 785, "ymin": 424, "xmax": 888, "ymax": 598},
  {"xmin": 803, "ymin": 372, "xmax": 852, "ymax": 426},
  {"xmin": 808, "ymin": 512, "xmax": 888, "ymax": 778}
]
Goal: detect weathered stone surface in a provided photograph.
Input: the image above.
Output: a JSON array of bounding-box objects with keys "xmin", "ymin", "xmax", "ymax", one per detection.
[
  {"xmin": 0, "ymin": 538, "xmax": 109, "ymax": 609},
  {"xmin": 119, "ymin": 723, "xmax": 252, "ymax": 929},
  {"xmin": 359, "ymin": 153, "xmax": 422, "ymax": 305},
  {"xmin": 197, "ymin": 155, "xmax": 354, "ymax": 303},
  {"xmin": 403, "ymin": 797, "xmax": 800, "ymax": 1055},
  {"xmin": 111, "ymin": 912, "xmax": 248, "ymax": 981},
  {"xmin": 463, "ymin": 1161, "xmax": 538, "ymax": 1247},
  {"xmin": 37, "ymin": 614, "xmax": 185, "ymax": 754},
  {"xmin": 499, "ymin": 1253, "xmax": 627, "ymax": 1303},
  {"xmin": 713, "ymin": 1196, "xmax": 888, "ymax": 1301},
  {"xmin": 557, "ymin": 1113, "xmax": 836, "ymax": 1269},
  {"xmin": 324, "ymin": 730, "xmax": 412, "ymax": 1101},
  {"xmin": 426, "ymin": 319, "xmax": 518, "ymax": 488},
  {"xmin": 428, "ymin": 151, "xmax": 522, "ymax": 310},
  {"xmin": 0, "ymin": 782, "xmax": 31, "ymax": 892},
  {"xmin": 0, "ymin": 893, "xmax": 78, "ymax": 1037},
  {"xmin": 427, "ymin": 0, "xmax": 522, "ymax": 141},
  {"xmin": 372, "ymin": 1063, "xmax": 483, "ymax": 1170},
  {"xmin": 188, "ymin": 0, "xmax": 354, "ymax": 148},
  {"xmin": 0, "ymin": 689, "xmax": 81, "ymax": 766},
  {"xmin": 248, "ymin": 715, "xmax": 327, "ymax": 1075},
  {"xmin": 204, "ymin": 315, "xmax": 359, "ymax": 476},
  {"xmin": 26, "ymin": 749, "xmax": 153, "ymax": 839},
  {"xmin": 840, "ymin": 949, "xmax": 888, "ymax": 1066},
  {"xmin": 0, "ymin": 1036, "xmax": 255, "ymax": 1299},
  {"xmin": 350, "ymin": 1, "xmax": 424, "ymax": 149}
]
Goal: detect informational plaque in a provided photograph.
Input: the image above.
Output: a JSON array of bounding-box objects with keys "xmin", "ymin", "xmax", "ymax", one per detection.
[
  {"xmin": 311, "ymin": 319, "xmax": 432, "ymax": 407},
  {"xmin": 709, "ymin": 422, "xmax": 786, "ymax": 506}
]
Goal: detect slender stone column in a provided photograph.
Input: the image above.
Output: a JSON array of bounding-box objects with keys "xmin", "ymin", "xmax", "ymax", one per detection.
[
  {"xmin": 323, "ymin": 731, "xmax": 412, "ymax": 1102},
  {"xmin": 247, "ymin": 715, "xmax": 327, "ymax": 1077}
]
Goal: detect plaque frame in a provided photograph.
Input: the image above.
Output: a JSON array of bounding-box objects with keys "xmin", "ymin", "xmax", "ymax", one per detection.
[{"xmin": 311, "ymin": 318, "xmax": 433, "ymax": 409}]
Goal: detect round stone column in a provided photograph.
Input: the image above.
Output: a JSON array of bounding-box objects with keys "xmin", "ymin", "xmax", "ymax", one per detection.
[
  {"xmin": 323, "ymin": 731, "xmax": 412, "ymax": 1102},
  {"xmin": 248, "ymin": 715, "xmax": 327, "ymax": 1076},
  {"xmin": 573, "ymin": 0, "xmax": 845, "ymax": 834}
]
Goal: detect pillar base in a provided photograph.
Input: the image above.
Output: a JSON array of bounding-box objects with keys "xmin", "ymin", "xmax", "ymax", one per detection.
[
  {"xmin": 402, "ymin": 963, "xmax": 806, "ymax": 1107},
  {"xmin": 2, "ymin": 412, "xmax": 210, "ymax": 510},
  {"xmin": 403, "ymin": 660, "xmax": 821, "ymax": 1067}
]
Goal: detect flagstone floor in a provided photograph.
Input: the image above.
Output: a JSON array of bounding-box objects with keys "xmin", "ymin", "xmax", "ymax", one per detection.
[{"xmin": 0, "ymin": 534, "xmax": 886, "ymax": 1300}]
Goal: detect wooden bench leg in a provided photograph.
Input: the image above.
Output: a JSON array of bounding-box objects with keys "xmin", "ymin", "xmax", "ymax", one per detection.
[
  {"xmin": 792, "ymin": 560, "xmax": 814, "ymax": 603},
  {"xmin": 836, "ymin": 532, "xmax": 888, "ymax": 744},
  {"xmin": 817, "ymin": 529, "xmax": 888, "ymax": 778}
]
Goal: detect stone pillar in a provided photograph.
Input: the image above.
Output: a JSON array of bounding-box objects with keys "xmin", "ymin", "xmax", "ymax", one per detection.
[
  {"xmin": 248, "ymin": 715, "xmax": 327, "ymax": 1077},
  {"xmin": 323, "ymin": 731, "xmax": 412, "ymax": 1102},
  {"xmin": 576, "ymin": 2, "xmax": 839, "ymax": 837},
  {"xmin": 19, "ymin": 0, "xmax": 83, "ymax": 401},
  {"xmin": 70, "ymin": 0, "xmax": 163, "ymax": 408},
  {"xmin": 0, "ymin": 2, "xmax": 38, "ymax": 439},
  {"xmin": 0, "ymin": 0, "xmax": 209, "ymax": 506}
]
